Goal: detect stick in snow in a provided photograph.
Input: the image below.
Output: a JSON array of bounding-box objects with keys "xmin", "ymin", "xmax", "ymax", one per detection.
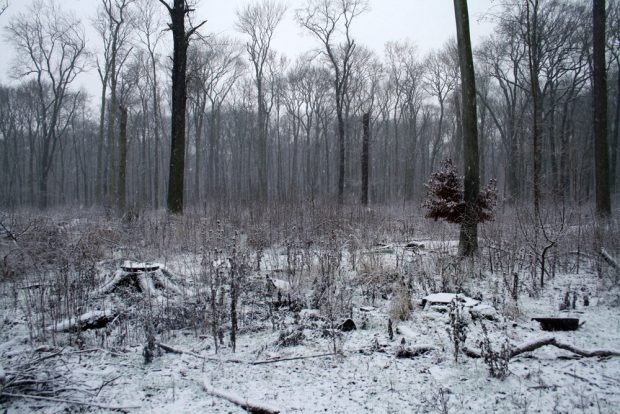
[
  {"xmin": 202, "ymin": 381, "xmax": 281, "ymax": 414},
  {"xmin": 0, "ymin": 392, "xmax": 140, "ymax": 411},
  {"xmin": 600, "ymin": 248, "xmax": 619, "ymax": 270},
  {"xmin": 462, "ymin": 336, "xmax": 620, "ymax": 359},
  {"xmin": 156, "ymin": 343, "xmax": 244, "ymax": 363},
  {"xmin": 250, "ymin": 352, "xmax": 337, "ymax": 365}
]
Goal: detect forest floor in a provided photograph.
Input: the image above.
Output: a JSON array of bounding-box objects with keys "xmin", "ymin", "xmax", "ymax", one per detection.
[{"xmin": 0, "ymin": 209, "xmax": 619, "ymax": 413}]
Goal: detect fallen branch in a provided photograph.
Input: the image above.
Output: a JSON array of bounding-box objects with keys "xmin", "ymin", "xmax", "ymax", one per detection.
[
  {"xmin": 156, "ymin": 343, "xmax": 244, "ymax": 363},
  {"xmin": 250, "ymin": 352, "xmax": 336, "ymax": 365},
  {"xmin": 202, "ymin": 381, "xmax": 281, "ymax": 414},
  {"xmin": 601, "ymin": 248, "xmax": 619, "ymax": 270},
  {"xmin": 0, "ymin": 392, "xmax": 140, "ymax": 411},
  {"xmin": 463, "ymin": 336, "xmax": 620, "ymax": 359}
]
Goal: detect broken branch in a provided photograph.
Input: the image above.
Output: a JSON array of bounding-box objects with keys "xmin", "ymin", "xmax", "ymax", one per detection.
[
  {"xmin": 202, "ymin": 381, "xmax": 281, "ymax": 414},
  {"xmin": 463, "ymin": 336, "xmax": 620, "ymax": 359}
]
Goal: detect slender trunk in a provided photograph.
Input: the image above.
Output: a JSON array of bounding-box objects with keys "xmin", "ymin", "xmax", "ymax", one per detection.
[
  {"xmin": 361, "ymin": 112, "xmax": 370, "ymax": 206},
  {"xmin": 118, "ymin": 105, "xmax": 128, "ymax": 212},
  {"xmin": 336, "ymin": 93, "xmax": 345, "ymax": 204},
  {"xmin": 527, "ymin": 0, "xmax": 542, "ymax": 220},
  {"xmin": 97, "ymin": 80, "xmax": 108, "ymax": 203}
]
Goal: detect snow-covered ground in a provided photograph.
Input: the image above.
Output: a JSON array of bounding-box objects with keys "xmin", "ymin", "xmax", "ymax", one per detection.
[{"xmin": 1, "ymin": 214, "xmax": 619, "ymax": 413}]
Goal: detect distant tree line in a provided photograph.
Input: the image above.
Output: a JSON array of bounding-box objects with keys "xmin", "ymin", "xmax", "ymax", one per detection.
[{"xmin": 0, "ymin": 0, "xmax": 619, "ymax": 212}]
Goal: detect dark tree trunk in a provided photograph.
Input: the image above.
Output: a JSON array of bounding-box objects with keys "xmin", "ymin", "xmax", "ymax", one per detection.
[
  {"xmin": 166, "ymin": 1, "xmax": 189, "ymax": 214},
  {"xmin": 118, "ymin": 105, "xmax": 128, "ymax": 212},
  {"xmin": 527, "ymin": 0, "xmax": 543, "ymax": 220},
  {"xmin": 593, "ymin": 0, "xmax": 611, "ymax": 217},
  {"xmin": 361, "ymin": 112, "xmax": 370, "ymax": 206},
  {"xmin": 337, "ymin": 97, "xmax": 346, "ymax": 204},
  {"xmin": 454, "ymin": 0, "xmax": 480, "ymax": 256},
  {"xmin": 160, "ymin": 0, "xmax": 205, "ymax": 214}
]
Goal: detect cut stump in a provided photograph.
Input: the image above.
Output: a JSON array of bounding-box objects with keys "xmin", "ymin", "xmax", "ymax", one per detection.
[{"xmin": 532, "ymin": 318, "xmax": 579, "ymax": 331}]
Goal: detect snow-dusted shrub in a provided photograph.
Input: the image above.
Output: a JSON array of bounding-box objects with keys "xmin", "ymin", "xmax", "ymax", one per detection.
[
  {"xmin": 389, "ymin": 277, "xmax": 412, "ymax": 321},
  {"xmin": 479, "ymin": 323, "xmax": 510, "ymax": 379},
  {"xmin": 446, "ymin": 298, "xmax": 468, "ymax": 362},
  {"xmin": 277, "ymin": 327, "xmax": 305, "ymax": 347},
  {"xmin": 423, "ymin": 158, "xmax": 497, "ymax": 224}
]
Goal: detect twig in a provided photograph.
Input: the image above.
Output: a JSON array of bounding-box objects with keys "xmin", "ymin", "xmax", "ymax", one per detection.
[
  {"xmin": 156, "ymin": 342, "xmax": 244, "ymax": 363},
  {"xmin": 250, "ymin": 352, "xmax": 337, "ymax": 365},
  {"xmin": 0, "ymin": 392, "xmax": 140, "ymax": 410},
  {"xmin": 202, "ymin": 381, "xmax": 281, "ymax": 414}
]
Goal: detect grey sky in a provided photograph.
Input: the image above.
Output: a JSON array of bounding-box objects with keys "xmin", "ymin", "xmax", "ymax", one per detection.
[{"xmin": 0, "ymin": 0, "xmax": 495, "ymax": 106}]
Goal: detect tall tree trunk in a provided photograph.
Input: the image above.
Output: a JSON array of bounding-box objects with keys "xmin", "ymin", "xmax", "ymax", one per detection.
[
  {"xmin": 527, "ymin": 0, "xmax": 542, "ymax": 220},
  {"xmin": 160, "ymin": 0, "xmax": 205, "ymax": 214},
  {"xmin": 97, "ymin": 81, "xmax": 108, "ymax": 203},
  {"xmin": 454, "ymin": 0, "xmax": 480, "ymax": 256},
  {"xmin": 118, "ymin": 104, "xmax": 128, "ymax": 212},
  {"xmin": 593, "ymin": 0, "xmax": 611, "ymax": 216},
  {"xmin": 361, "ymin": 112, "xmax": 370, "ymax": 206},
  {"xmin": 611, "ymin": 65, "xmax": 620, "ymax": 193},
  {"xmin": 337, "ymin": 96, "xmax": 346, "ymax": 204}
]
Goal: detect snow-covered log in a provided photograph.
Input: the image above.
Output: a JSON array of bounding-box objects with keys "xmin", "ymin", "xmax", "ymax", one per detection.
[
  {"xmin": 47, "ymin": 310, "xmax": 116, "ymax": 332},
  {"xmin": 202, "ymin": 381, "xmax": 281, "ymax": 414},
  {"xmin": 462, "ymin": 336, "xmax": 620, "ymax": 359}
]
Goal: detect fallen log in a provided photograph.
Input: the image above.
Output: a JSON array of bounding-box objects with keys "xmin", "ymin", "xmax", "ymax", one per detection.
[
  {"xmin": 463, "ymin": 336, "xmax": 620, "ymax": 359},
  {"xmin": 202, "ymin": 381, "xmax": 281, "ymax": 414},
  {"xmin": 47, "ymin": 310, "xmax": 116, "ymax": 332}
]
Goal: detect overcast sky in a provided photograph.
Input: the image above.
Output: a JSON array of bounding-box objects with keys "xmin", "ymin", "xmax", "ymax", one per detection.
[{"xmin": 0, "ymin": 0, "xmax": 496, "ymax": 106}]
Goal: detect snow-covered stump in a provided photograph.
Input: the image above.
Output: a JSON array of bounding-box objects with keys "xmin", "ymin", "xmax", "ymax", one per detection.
[{"xmin": 92, "ymin": 261, "xmax": 183, "ymax": 299}]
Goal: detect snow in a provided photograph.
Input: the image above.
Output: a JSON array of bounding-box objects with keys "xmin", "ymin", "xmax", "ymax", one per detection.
[{"xmin": 1, "ymin": 231, "xmax": 619, "ymax": 413}]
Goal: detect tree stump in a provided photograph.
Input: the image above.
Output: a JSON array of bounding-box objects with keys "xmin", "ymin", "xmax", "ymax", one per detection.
[{"xmin": 532, "ymin": 318, "xmax": 579, "ymax": 331}]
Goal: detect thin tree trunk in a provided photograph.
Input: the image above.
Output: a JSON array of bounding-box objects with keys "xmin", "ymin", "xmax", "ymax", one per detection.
[
  {"xmin": 118, "ymin": 104, "xmax": 128, "ymax": 212},
  {"xmin": 361, "ymin": 112, "xmax": 370, "ymax": 206}
]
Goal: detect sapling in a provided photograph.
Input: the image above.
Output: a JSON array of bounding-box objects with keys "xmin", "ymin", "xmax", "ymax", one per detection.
[{"xmin": 446, "ymin": 298, "xmax": 467, "ymax": 362}]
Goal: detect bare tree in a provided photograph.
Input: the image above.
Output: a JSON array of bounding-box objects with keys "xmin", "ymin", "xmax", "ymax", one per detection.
[
  {"xmin": 593, "ymin": 0, "xmax": 611, "ymax": 217},
  {"xmin": 297, "ymin": 0, "xmax": 368, "ymax": 204},
  {"xmin": 93, "ymin": 0, "xmax": 135, "ymax": 206},
  {"xmin": 6, "ymin": 0, "xmax": 87, "ymax": 208},
  {"xmin": 158, "ymin": 0, "xmax": 206, "ymax": 214},
  {"xmin": 0, "ymin": 0, "xmax": 8, "ymax": 16},
  {"xmin": 453, "ymin": 0, "xmax": 480, "ymax": 256},
  {"xmin": 135, "ymin": 0, "xmax": 167, "ymax": 209},
  {"xmin": 187, "ymin": 36, "xmax": 244, "ymax": 201},
  {"xmin": 236, "ymin": 0, "xmax": 286, "ymax": 201},
  {"xmin": 423, "ymin": 44, "xmax": 457, "ymax": 173}
]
